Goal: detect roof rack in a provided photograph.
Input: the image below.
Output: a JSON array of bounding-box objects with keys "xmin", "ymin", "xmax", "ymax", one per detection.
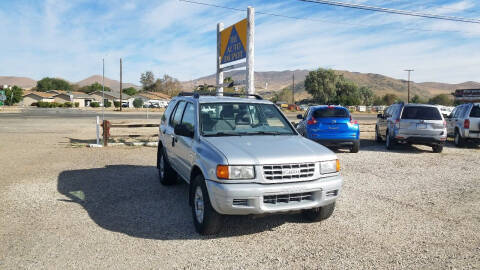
[{"xmin": 177, "ymin": 92, "xmax": 263, "ymax": 100}]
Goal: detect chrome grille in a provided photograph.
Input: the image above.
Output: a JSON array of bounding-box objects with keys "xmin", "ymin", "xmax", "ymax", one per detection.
[
  {"xmin": 263, "ymin": 192, "xmax": 313, "ymax": 205},
  {"xmin": 263, "ymin": 163, "xmax": 315, "ymax": 180}
]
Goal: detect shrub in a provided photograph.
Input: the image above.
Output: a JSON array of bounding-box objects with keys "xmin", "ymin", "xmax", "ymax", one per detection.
[
  {"xmin": 113, "ymin": 101, "xmax": 121, "ymax": 108},
  {"xmin": 31, "ymin": 102, "xmax": 38, "ymax": 106},
  {"xmin": 37, "ymin": 101, "xmax": 51, "ymax": 108},
  {"xmin": 133, "ymin": 98, "xmax": 143, "ymax": 108},
  {"xmin": 104, "ymin": 100, "xmax": 112, "ymax": 108},
  {"xmin": 57, "ymin": 103, "xmax": 64, "ymax": 108},
  {"xmin": 90, "ymin": 102, "xmax": 100, "ymax": 108},
  {"xmin": 74, "ymin": 102, "xmax": 79, "ymax": 107},
  {"xmin": 64, "ymin": 102, "xmax": 73, "ymax": 108}
]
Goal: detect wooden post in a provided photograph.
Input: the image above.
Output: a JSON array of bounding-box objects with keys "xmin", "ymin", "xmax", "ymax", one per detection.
[
  {"xmin": 102, "ymin": 120, "xmax": 110, "ymax": 146},
  {"xmin": 246, "ymin": 6, "xmax": 255, "ymax": 96}
]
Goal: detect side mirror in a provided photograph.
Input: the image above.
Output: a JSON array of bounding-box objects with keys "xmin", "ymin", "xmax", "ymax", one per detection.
[
  {"xmin": 174, "ymin": 123, "xmax": 194, "ymax": 138},
  {"xmin": 296, "ymin": 114, "xmax": 303, "ymax": 119},
  {"xmin": 377, "ymin": 113, "xmax": 383, "ymax": 119}
]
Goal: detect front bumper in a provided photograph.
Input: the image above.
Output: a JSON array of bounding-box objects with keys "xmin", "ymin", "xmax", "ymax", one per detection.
[{"xmin": 205, "ymin": 175, "xmax": 342, "ymax": 215}]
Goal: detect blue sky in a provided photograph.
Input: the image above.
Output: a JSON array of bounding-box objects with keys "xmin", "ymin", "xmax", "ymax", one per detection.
[{"xmin": 0, "ymin": 0, "xmax": 479, "ymax": 85}]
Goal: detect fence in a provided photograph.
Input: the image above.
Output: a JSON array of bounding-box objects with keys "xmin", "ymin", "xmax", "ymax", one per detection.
[{"xmin": 96, "ymin": 117, "xmax": 159, "ymax": 146}]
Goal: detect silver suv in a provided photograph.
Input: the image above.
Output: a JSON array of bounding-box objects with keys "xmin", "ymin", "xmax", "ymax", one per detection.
[
  {"xmin": 375, "ymin": 103, "xmax": 447, "ymax": 152},
  {"xmin": 157, "ymin": 93, "xmax": 343, "ymax": 235},
  {"xmin": 446, "ymin": 103, "xmax": 480, "ymax": 147}
]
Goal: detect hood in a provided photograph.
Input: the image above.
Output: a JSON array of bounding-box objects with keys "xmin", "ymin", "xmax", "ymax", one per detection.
[{"xmin": 203, "ymin": 135, "xmax": 337, "ymax": 165}]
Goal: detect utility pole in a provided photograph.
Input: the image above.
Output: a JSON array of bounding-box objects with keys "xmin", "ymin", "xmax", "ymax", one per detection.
[
  {"xmin": 404, "ymin": 69, "xmax": 414, "ymax": 103},
  {"xmin": 120, "ymin": 58, "xmax": 123, "ymax": 111},
  {"xmin": 292, "ymin": 72, "xmax": 295, "ymax": 105}
]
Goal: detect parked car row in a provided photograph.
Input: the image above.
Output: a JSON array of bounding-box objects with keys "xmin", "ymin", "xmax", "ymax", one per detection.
[{"xmin": 156, "ymin": 92, "xmax": 478, "ymax": 235}]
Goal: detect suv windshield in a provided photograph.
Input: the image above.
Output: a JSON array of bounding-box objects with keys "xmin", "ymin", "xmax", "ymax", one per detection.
[
  {"xmin": 401, "ymin": 106, "xmax": 442, "ymax": 120},
  {"xmin": 200, "ymin": 103, "xmax": 295, "ymax": 136},
  {"xmin": 313, "ymin": 107, "xmax": 349, "ymax": 118}
]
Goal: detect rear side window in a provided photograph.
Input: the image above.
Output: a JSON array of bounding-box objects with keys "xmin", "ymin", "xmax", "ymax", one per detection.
[
  {"xmin": 470, "ymin": 106, "xmax": 480, "ymax": 118},
  {"xmin": 170, "ymin": 101, "xmax": 186, "ymax": 127},
  {"xmin": 312, "ymin": 107, "xmax": 349, "ymax": 118},
  {"xmin": 401, "ymin": 106, "xmax": 442, "ymax": 120}
]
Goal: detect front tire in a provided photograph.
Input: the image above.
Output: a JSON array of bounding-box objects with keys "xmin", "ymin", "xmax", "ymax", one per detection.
[
  {"xmin": 385, "ymin": 131, "xmax": 394, "ymax": 150},
  {"xmin": 302, "ymin": 202, "xmax": 336, "ymax": 222},
  {"xmin": 432, "ymin": 144, "xmax": 443, "ymax": 153},
  {"xmin": 157, "ymin": 147, "xmax": 177, "ymax": 185},
  {"xmin": 350, "ymin": 140, "xmax": 360, "ymax": 153},
  {"xmin": 454, "ymin": 130, "xmax": 465, "ymax": 147},
  {"xmin": 191, "ymin": 175, "xmax": 223, "ymax": 235},
  {"xmin": 375, "ymin": 126, "xmax": 382, "ymax": 143}
]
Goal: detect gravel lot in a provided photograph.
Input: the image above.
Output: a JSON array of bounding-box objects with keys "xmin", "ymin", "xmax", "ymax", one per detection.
[{"xmin": 1, "ymin": 113, "xmax": 479, "ymax": 269}]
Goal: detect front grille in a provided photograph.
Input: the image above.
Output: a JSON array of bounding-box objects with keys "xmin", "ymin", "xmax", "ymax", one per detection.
[
  {"xmin": 264, "ymin": 192, "xmax": 313, "ymax": 205},
  {"xmin": 263, "ymin": 163, "xmax": 315, "ymax": 180}
]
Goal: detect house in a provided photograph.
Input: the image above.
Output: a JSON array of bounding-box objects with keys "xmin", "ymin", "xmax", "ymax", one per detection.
[
  {"xmin": 22, "ymin": 92, "xmax": 55, "ymax": 106},
  {"xmin": 89, "ymin": 91, "xmax": 134, "ymax": 107},
  {"xmin": 134, "ymin": 92, "xmax": 171, "ymax": 107},
  {"xmin": 453, "ymin": 89, "xmax": 480, "ymax": 103},
  {"xmin": 50, "ymin": 92, "xmax": 94, "ymax": 107}
]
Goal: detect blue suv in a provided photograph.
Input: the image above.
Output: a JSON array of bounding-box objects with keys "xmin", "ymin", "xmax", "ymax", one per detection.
[{"xmin": 296, "ymin": 105, "xmax": 360, "ymax": 153}]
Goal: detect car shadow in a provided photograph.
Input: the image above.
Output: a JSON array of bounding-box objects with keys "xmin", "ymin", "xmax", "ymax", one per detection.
[{"xmin": 57, "ymin": 165, "xmax": 297, "ymax": 239}]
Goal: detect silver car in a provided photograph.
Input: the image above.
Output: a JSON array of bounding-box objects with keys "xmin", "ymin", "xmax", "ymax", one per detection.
[
  {"xmin": 157, "ymin": 93, "xmax": 343, "ymax": 235},
  {"xmin": 375, "ymin": 103, "xmax": 447, "ymax": 152},
  {"xmin": 446, "ymin": 103, "xmax": 480, "ymax": 147}
]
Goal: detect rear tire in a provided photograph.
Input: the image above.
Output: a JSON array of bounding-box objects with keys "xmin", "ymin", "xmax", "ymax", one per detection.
[
  {"xmin": 191, "ymin": 175, "xmax": 223, "ymax": 235},
  {"xmin": 432, "ymin": 144, "xmax": 443, "ymax": 153},
  {"xmin": 385, "ymin": 131, "xmax": 394, "ymax": 150},
  {"xmin": 350, "ymin": 140, "xmax": 360, "ymax": 153},
  {"xmin": 375, "ymin": 126, "xmax": 382, "ymax": 143},
  {"xmin": 157, "ymin": 147, "xmax": 177, "ymax": 185},
  {"xmin": 302, "ymin": 202, "xmax": 336, "ymax": 222},
  {"xmin": 454, "ymin": 130, "xmax": 465, "ymax": 148}
]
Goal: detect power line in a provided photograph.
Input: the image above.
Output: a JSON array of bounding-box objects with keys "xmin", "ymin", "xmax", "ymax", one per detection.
[
  {"xmin": 299, "ymin": 0, "xmax": 480, "ymax": 24},
  {"xmin": 178, "ymin": 0, "xmax": 477, "ymax": 34}
]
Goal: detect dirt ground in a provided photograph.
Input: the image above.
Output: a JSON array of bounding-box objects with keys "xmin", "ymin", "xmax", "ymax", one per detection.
[{"xmin": 0, "ymin": 113, "xmax": 479, "ymax": 269}]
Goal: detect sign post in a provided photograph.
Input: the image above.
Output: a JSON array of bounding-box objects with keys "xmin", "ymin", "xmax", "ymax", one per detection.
[{"xmin": 217, "ymin": 6, "xmax": 254, "ymax": 96}]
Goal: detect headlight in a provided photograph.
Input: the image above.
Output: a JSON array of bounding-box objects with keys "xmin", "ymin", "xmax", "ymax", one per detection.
[
  {"xmin": 320, "ymin": 159, "xmax": 340, "ymax": 174},
  {"xmin": 216, "ymin": 165, "xmax": 255, "ymax": 180}
]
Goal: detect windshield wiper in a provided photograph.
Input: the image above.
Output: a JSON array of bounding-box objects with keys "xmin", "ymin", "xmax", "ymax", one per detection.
[
  {"xmin": 203, "ymin": 131, "xmax": 245, "ymax": 137},
  {"xmin": 247, "ymin": 131, "xmax": 287, "ymax": 135}
]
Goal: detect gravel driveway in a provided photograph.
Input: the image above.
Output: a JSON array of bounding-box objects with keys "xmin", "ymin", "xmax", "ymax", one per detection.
[{"xmin": 0, "ymin": 115, "xmax": 479, "ymax": 269}]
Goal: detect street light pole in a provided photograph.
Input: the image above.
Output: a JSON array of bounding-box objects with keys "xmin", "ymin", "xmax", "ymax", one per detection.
[{"xmin": 404, "ymin": 69, "xmax": 414, "ymax": 103}]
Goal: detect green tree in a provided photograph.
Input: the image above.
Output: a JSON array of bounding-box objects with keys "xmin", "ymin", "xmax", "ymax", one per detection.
[
  {"xmin": 122, "ymin": 87, "xmax": 137, "ymax": 96},
  {"xmin": 271, "ymin": 88, "xmax": 293, "ymax": 104},
  {"xmin": 304, "ymin": 68, "xmax": 338, "ymax": 104},
  {"xmin": 140, "ymin": 71, "xmax": 155, "ymax": 90},
  {"xmin": 133, "ymin": 98, "xmax": 144, "ymax": 108},
  {"xmin": 373, "ymin": 95, "xmax": 384, "ymax": 105},
  {"xmin": 4, "ymin": 86, "xmax": 23, "ymax": 105},
  {"xmin": 359, "ymin": 86, "xmax": 375, "ymax": 106},
  {"xmin": 382, "ymin": 94, "xmax": 401, "ymax": 105},
  {"xmin": 334, "ymin": 80, "xmax": 361, "ymax": 106},
  {"xmin": 36, "ymin": 77, "xmax": 72, "ymax": 91},
  {"xmin": 79, "ymin": 82, "xmax": 111, "ymax": 94},
  {"xmin": 428, "ymin": 94, "xmax": 453, "ymax": 106},
  {"xmin": 410, "ymin": 94, "xmax": 426, "ymax": 104}
]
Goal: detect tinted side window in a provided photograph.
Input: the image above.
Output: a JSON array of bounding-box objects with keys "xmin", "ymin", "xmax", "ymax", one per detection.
[
  {"xmin": 170, "ymin": 101, "xmax": 186, "ymax": 127},
  {"xmin": 162, "ymin": 100, "xmax": 176, "ymax": 124},
  {"xmin": 181, "ymin": 103, "xmax": 196, "ymax": 133},
  {"xmin": 470, "ymin": 105, "xmax": 480, "ymax": 118}
]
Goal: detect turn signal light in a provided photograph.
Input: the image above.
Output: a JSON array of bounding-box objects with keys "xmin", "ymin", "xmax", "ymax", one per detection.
[
  {"xmin": 216, "ymin": 165, "xmax": 229, "ymax": 179},
  {"xmin": 336, "ymin": 159, "xmax": 340, "ymax": 172}
]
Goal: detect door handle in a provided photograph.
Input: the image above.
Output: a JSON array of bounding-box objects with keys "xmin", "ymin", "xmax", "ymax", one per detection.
[{"xmin": 171, "ymin": 134, "xmax": 176, "ymax": 147}]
